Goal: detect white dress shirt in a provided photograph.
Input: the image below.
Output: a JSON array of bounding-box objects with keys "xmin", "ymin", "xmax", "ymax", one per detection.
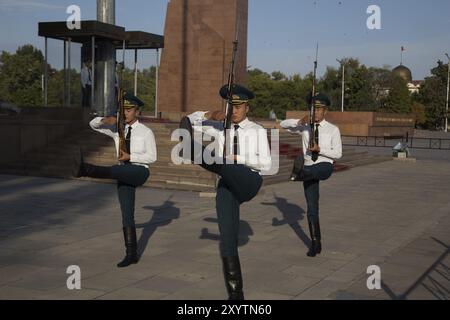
[
  {"xmin": 280, "ymin": 119, "xmax": 342, "ymax": 166},
  {"xmin": 89, "ymin": 117, "xmax": 157, "ymax": 168},
  {"xmin": 81, "ymin": 66, "xmax": 91, "ymax": 88},
  {"xmin": 187, "ymin": 112, "xmax": 272, "ymax": 174}
]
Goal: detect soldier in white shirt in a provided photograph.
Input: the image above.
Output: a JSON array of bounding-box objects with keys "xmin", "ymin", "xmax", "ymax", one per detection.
[
  {"xmin": 179, "ymin": 84, "xmax": 272, "ymax": 300},
  {"xmin": 73, "ymin": 93, "xmax": 157, "ymax": 268},
  {"xmin": 280, "ymin": 93, "xmax": 342, "ymax": 258}
]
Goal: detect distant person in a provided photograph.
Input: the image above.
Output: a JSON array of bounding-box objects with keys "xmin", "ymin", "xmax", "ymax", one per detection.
[
  {"xmin": 81, "ymin": 60, "xmax": 92, "ymax": 107},
  {"xmin": 116, "ymin": 62, "xmax": 121, "ymax": 89},
  {"xmin": 269, "ymin": 109, "xmax": 277, "ymax": 120}
]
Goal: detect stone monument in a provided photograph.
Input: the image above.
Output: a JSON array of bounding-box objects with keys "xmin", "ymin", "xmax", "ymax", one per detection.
[{"xmin": 158, "ymin": 0, "xmax": 248, "ymax": 121}]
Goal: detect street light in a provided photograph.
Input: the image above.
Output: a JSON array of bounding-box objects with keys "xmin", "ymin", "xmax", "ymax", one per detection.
[
  {"xmin": 336, "ymin": 59, "xmax": 345, "ymax": 112},
  {"xmin": 445, "ymin": 53, "xmax": 450, "ymax": 132}
]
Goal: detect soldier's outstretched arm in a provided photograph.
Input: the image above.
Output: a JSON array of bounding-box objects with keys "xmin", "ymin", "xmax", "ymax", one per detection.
[
  {"xmin": 187, "ymin": 111, "xmax": 225, "ymax": 134},
  {"xmin": 89, "ymin": 117, "xmax": 118, "ymax": 139},
  {"xmin": 280, "ymin": 116, "xmax": 309, "ymax": 135}
]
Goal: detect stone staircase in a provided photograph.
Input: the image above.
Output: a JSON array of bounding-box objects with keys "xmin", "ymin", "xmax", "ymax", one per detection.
[
  {"xmin": 0, "ymin": 121, "xmax": 217, "ymax": 192},
  {"xmin": 0, "ymin": 120, "xmax": 392, "ymax": 192}
]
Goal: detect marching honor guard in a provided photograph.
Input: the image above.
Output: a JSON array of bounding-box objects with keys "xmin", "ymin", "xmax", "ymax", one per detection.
[
  {"xmin": 179, "ymin": 84, "xmax": 272, "ymax": 300},
  {"xmin": 280, "ymin": 93, "xmax": 342, "ymax": 257},
  {"xmin": 73, "ymin": 92, "xmax": 157, "ymax": 268}
]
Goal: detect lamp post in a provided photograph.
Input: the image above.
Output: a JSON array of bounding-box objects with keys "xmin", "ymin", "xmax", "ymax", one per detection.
[
  {"xmin": 95, "ymin": 0, "xmax": 116, "ymax": 116},
  {"xmin": 336, "ymin": 59, "xmax": 345, "ymax": 112},
  {"xmin": 445, "ymin": 53, "xmax": 450, "ymax": 132}
]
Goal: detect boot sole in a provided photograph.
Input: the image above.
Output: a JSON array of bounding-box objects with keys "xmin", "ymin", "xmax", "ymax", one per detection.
[{"xmin": 117, "ymin": 260, "xmax": 138, "ymax": 268}]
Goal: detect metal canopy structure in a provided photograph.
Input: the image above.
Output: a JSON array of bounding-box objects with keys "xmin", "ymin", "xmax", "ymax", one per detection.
[
  {"xmin": 38, "ymin": 20, "xmax": 164, "ymax": 115},
  {"xmin": 121, "ymin": 31, "xmax": 164, "ymax": 50},
  {"xmin": 38, "ymin": 21, "xmax": 164, "ymax": 49}
]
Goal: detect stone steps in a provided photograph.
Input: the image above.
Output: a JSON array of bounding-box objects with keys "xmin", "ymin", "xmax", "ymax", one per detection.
[
  {"xmin": 0, "ymin": 123, "xmax": 220, "ymax": 192},
  {"xmin": 0, "ymin": 121, "xmax": 392, "ymax": 192},
  {"xmin": 0, "ymin": 161, "xmax": 217, "ymax": 192}
]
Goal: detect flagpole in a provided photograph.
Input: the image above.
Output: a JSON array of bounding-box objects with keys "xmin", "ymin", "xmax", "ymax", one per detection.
[
  {"xmin": 401, "ymin": 47, "xmax": 403, "ymax": 65},
  {"xmin": 445, "ymin": 53, "xmax": 449, "ymax": 133}
]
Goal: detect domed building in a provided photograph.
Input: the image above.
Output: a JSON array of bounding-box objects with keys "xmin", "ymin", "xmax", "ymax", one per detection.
[
  {"xmin": 391, "ymin": 64, "xmax": 422, "ymax": 94},
  {"xmin": 392, "ymin": 64, "xmax": 413, "ymax": 83}
]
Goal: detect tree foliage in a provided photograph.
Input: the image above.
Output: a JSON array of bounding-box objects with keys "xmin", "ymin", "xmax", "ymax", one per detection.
[
  {"xmin": 1, "ymin": 45, "xmax": 448, "ymax": 130},
  {"xmin": 384, "ymin": 75, "xmax": 412, "ymax": 113},
  {"xmin": 120, "ymin": 66, "xmax": 157, "ymax": 112},
  {"xmin": 247, "ymin": 58, "xmax": 401, "ymax": 118},
  {"xmin": 0, "ymin": 44, "xmax": 156, "ymax": 111},
  {"xmin": 0, "ymin": 45, "xmax": 44, "ymax": 106},
  {"xmin": 414, "ymin": 60, "xmax": 448, "ymax": 129}
]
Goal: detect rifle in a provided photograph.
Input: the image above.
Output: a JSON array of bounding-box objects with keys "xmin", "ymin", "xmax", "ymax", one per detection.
[
  {"xmin": 288, "ymin": 44, "xmax": 319, "ymax": 180},
  {"xmin": 310, "ymin": 44, "xmax": 319, "ymax": 161},
  {"xmin": 223, "ymin": 18, "xmax": 240, "ymax": 159},
  {"xmin": 116, "ymin": 63, "xmax": 127, "ymax": 159}
]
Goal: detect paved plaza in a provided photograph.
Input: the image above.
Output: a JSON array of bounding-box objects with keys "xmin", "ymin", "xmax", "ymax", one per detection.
[{"xmin": 0, "ymin": 159, "xmax": 449, "ymax": 300}]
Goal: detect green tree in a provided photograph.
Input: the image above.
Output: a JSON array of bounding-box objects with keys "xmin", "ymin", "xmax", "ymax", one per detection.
[
  {"xmin": 346, "ymin": 65, "xmax": 377, "ymax": 111},
  {"xmin": 47, "ymin": 68, "xmax": 81, "ymax": 107},
  {"xmin": 271, "ymin": 71, "xmax": 287, "ymax": 81},
  {"xmin": 369, "ymin": 66, "xmax": 391, "ymax": 110},
  {"xmin": 247, "ymin": 69, "xmax": 310, "ymax": 119},
  {"xmin": 319, "ymin": 66, "xmax": 341, "ymax": 111},
  {"xmin": 411, "ymin": 101, "xmax": 427, "ymax": 128},
  {"xmin": 415, "ymin": 60, "xmax": 448, "ymax": 129},
  {"xmin": 321, "ymin": 58, "xmax": 391, "ymax": 112},
  {"xmin": 120, "ymin": 66, "xmax": 156, "ymax": 112},
  {"xmin": 384, "ymin": 75, "xmax": 412, "ymax": 113},
  {"xmin": 247, "ymin": 68, "xmax": 273, "ymax": 118},
  {"xmin": 0, "ymin": 45, "xmax": 45, "ymax": 106}
]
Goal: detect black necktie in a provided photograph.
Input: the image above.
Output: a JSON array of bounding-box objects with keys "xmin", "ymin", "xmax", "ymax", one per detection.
[
  {"xmin": 233, "ymin": 125, "xmax": 240, "ymax": 163},
  {"xmin": 125, "ymin": 126, "xmax": 132, "ymax": 158},
  {"xmin": 312, "ymin": 123, "xmax": 319, "ymax": 162}
]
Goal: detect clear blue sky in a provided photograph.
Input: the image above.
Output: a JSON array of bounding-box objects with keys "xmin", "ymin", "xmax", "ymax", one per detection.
[{"xmin": 0, "ymin": 0, "xmax": 449, "ymax": 80}]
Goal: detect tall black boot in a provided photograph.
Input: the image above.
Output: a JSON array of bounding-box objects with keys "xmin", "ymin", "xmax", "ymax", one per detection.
[
  {"xmin": 72, "ymin": 148, "xmax": 85, "ymax": 178},
  {"xmin": 117, "ymin": 227, "xmax": 139, "ymax": 268},
  {"xmin": 307, "ymin": 217, "xmax": 322, "ymax": 257},
  {"xmin": 289, "ymin": 155, "xmax": 316, "ymax": 182},
  {"xmin": 222, "ymin": 256, "xmax": 244, "ymax": 300},
  {"xmin": 82, "ymin": 163, "xmax": 113, "ymax": 179},
  {"xmin": 179, "ymin": 116, "xmax": 223, "ymax": 175},
  {"xmin": 179, "ymin": 116, "xmax": 197, "ymax": 162},
  {"xmin": 73, "ymin": 149, "xmax": 112, "ymax": 179},
  {"xmin": 289, "ymin": 154, "xmax": 304, "ymax": 181}
]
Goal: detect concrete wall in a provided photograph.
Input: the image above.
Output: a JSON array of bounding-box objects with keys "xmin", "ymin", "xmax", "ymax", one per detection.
[
  {"xmin": 285, "ymin": 111, "xmax": 415, "ymax": 137},
  {"xmin": 18, "ymin": 107, "xmax": 85, "ymax": 121},
  {"xmin": 0, "ymin": 108, "xmax": 87, "ymax": 165}
]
